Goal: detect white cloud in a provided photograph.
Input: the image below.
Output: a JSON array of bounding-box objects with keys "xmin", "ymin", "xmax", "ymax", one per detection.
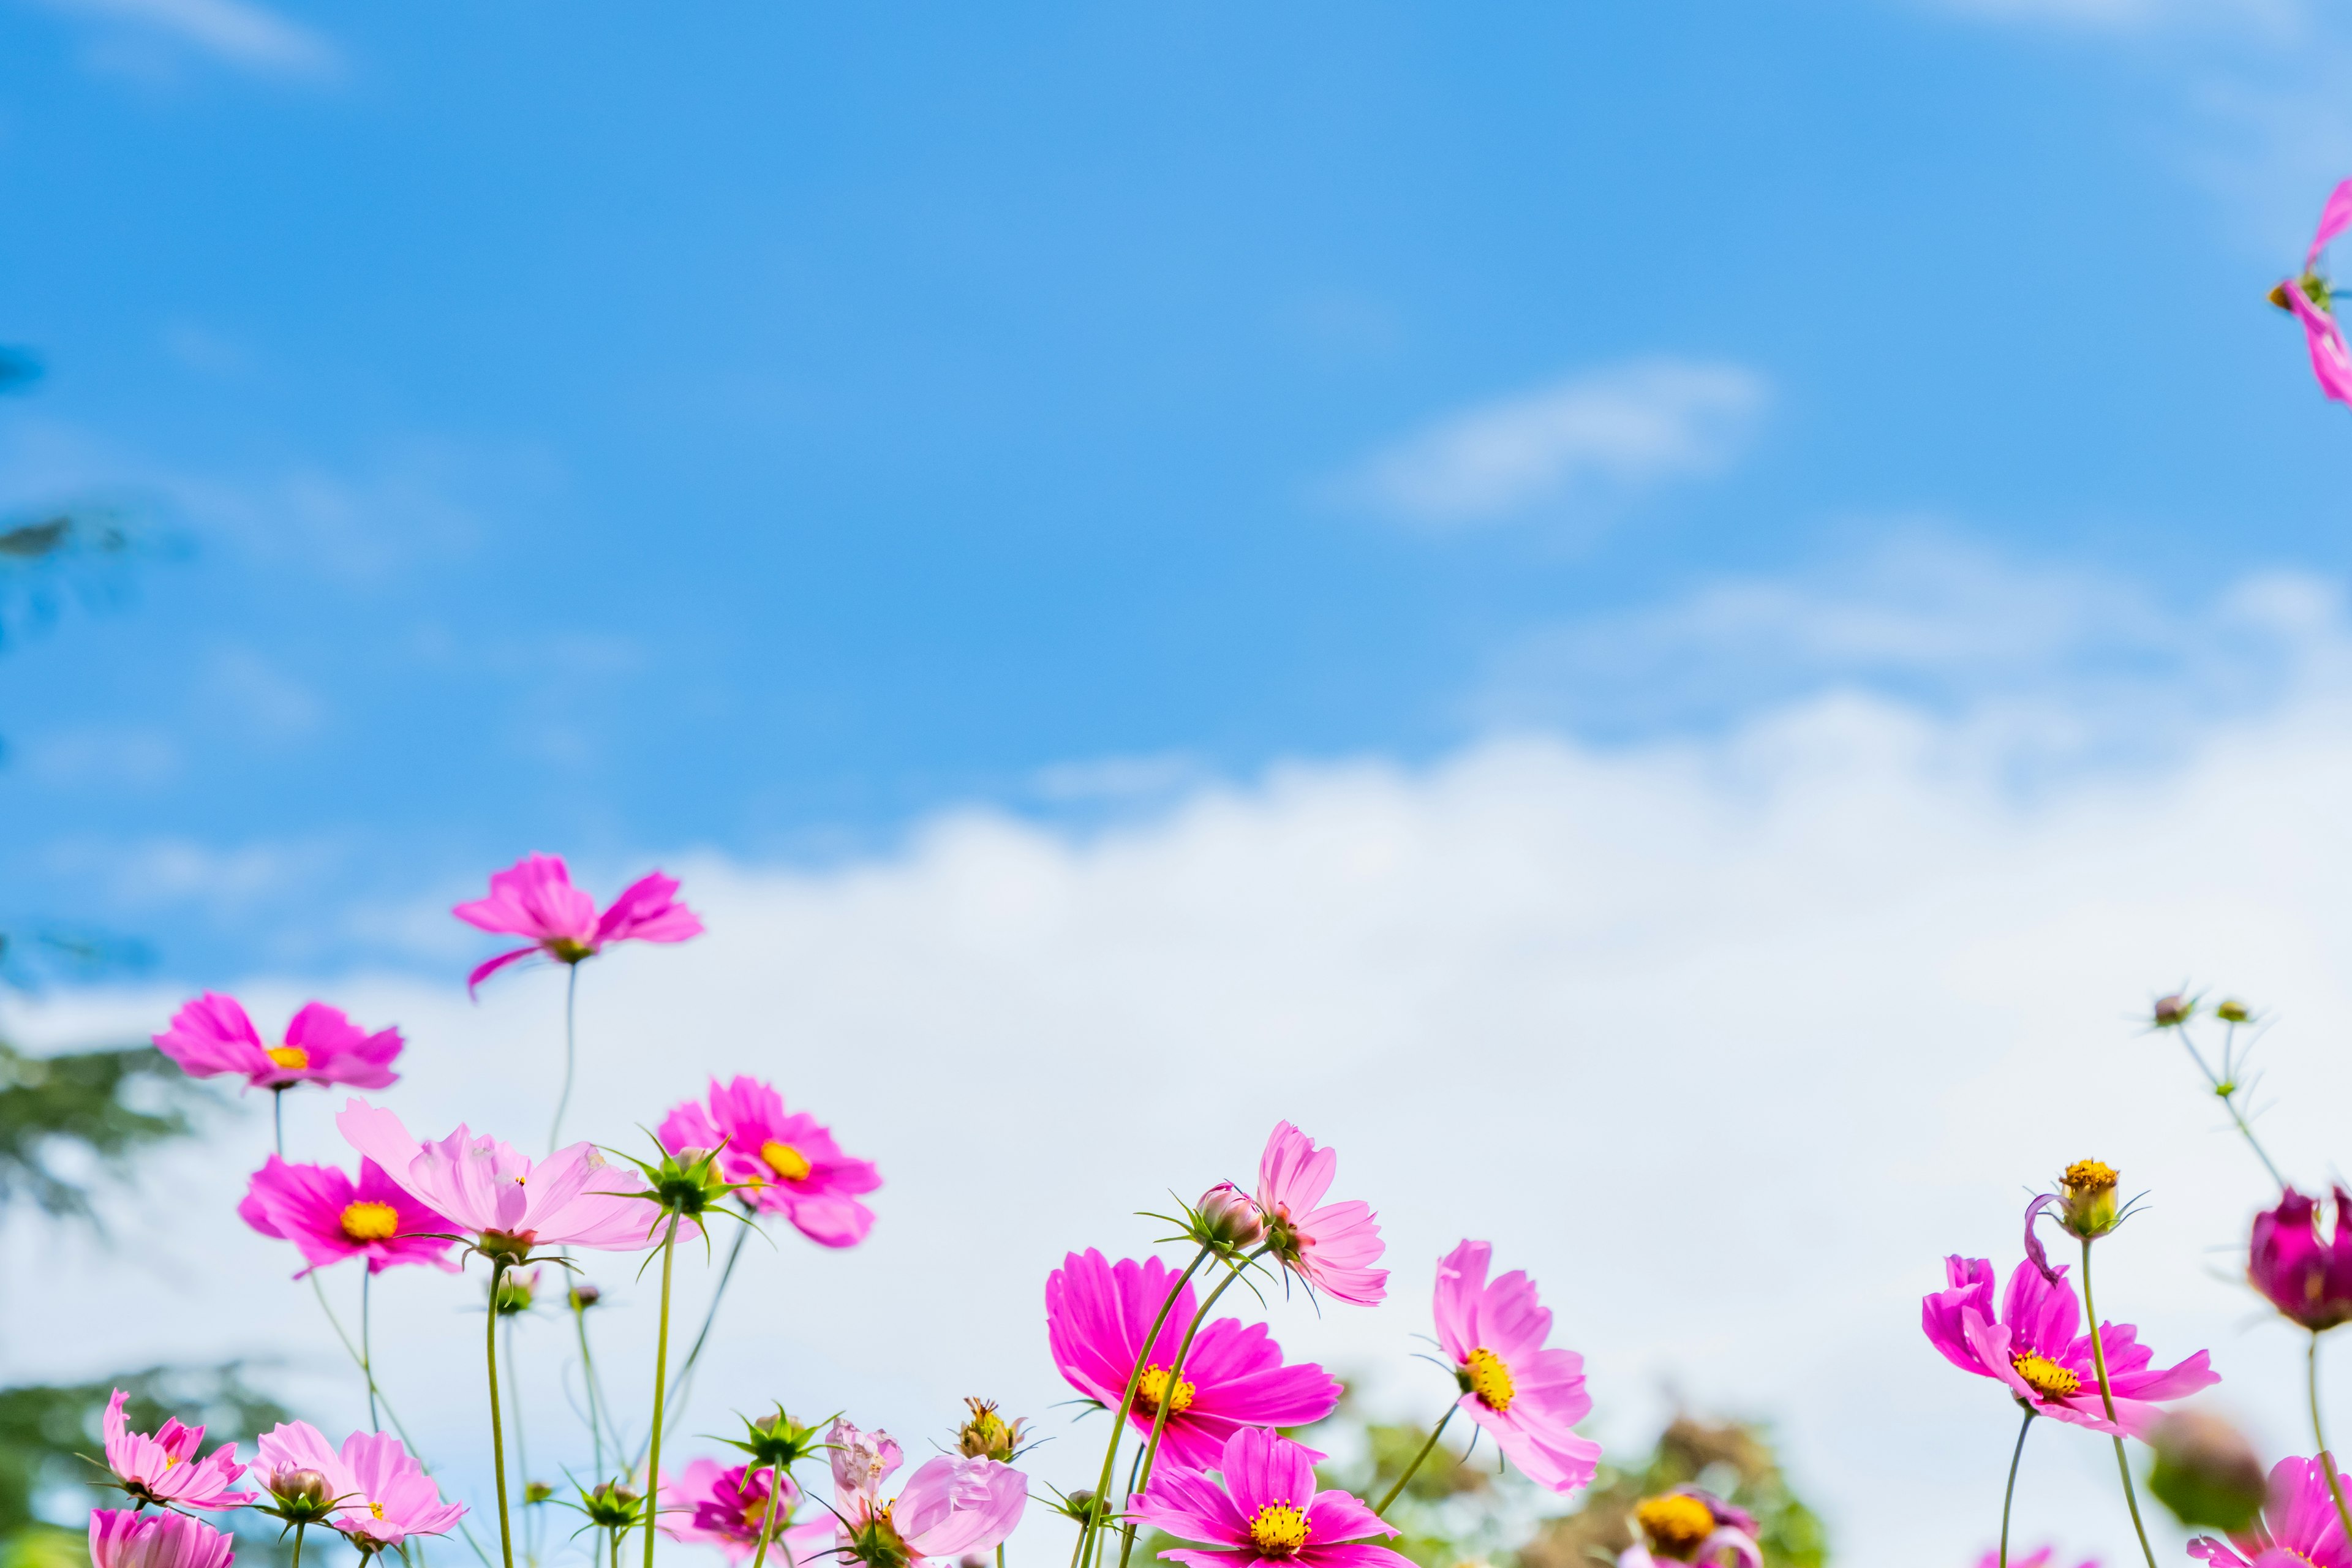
[
  {"xmin": 1336, "ymin": 358, "xmax": 1766, "ymax": 528},
  {"xmin": 38, "ymin": 0, "xmax": 337, "ymax": 78}
]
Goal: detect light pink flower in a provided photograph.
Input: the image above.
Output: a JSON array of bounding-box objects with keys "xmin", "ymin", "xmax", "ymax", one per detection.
[
  {"xmin": 660, "ymin": 1458, "xmax": 836, "ymax": 1566},
  {"xmin": 1253, "ymin": 1122, "xmax": 1386, "ymax": 1306},
  {"xmin": 238, "ymin": 1155, "xmax": 461, "ymax": 1278},
  {"xmin": 1046, "ymin": 1250, "xmax": 1340, "ymax": 1475},
  {"xmin": 1615, "ymin": 1491, "xmax": 1760, "ymax": 1568},
  {"xmin": 1977, "ymin": 1550, "xmax": 2098, "ymax": 1568},
  {"xmin": 657, "ymin": 1077, "xmax": 880, "ymax": 1248},
  {"xmin": 1921, "ymin": 1255, "xmax": 2216, "ymax": 1438},
  {"xmin": 101, "ymin": 1389, "xmax": 253, "ymax": 1510},
  {"xmin": 2190, "ymin": 1455, "xmax": 2352, "ymax": 1568},
  {"xmin": 89, "ymin": 1509, "xmax": 235, "ymax": 1568},
  {"xmin": 255, "ymin": 1422, "xmax": 467, "ymax": 1546},
  {"xmin": 454, "ymin": 852, "xmax": 703, "ymax": 993},
  {"xmin": 1431, "ymin": 1240, "xmax": 1599, "ymax": 1493},
  {"xmin": 154, "ymin": 993, "xmax": 401, "ymax": 1093},
  {"xmin": 1128, "ymin": 1425, "xmax": 1411, "ymax": 1568},
  {"xmin": 828, "ymin": 1418, "xmax": 1025, "ymax": 1567},
  {"xmin": 337, "ymin": 1099, "xmax": 655, "ymax": 1254}
]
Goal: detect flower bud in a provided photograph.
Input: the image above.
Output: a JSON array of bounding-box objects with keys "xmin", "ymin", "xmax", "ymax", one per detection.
[
  {"xmin": 2153, "ymin": 994, "xmax": 2193, "ymax": 1028},
  {"xmin": 2250, "ymin": 1187, "xmax": 2352, "ymax": 1330},
  {"xmin": 494, "ymin": 1267, "xmax": 540, "ymax": 1316},
  {"xmin": 569, "ymin": 1283, "xmax": 601, "ymax": 1311},
  {"xmin": 1052, "ymin": 1490, "xmax": 1100, "ymax": 1526},
  {"xmin": 582, "ymin": 1480, "xmax": 643, "ymax": 1529},
  {"xmin": 266, "ymin": 1467, "xmax": 334, "ymax": 1522},
  {"xmin": 956, "ymin": 1398, "xmax": 1028, "ymax": 1462},
  {"xmin": 2146, "ymin": 1409, "xmax": 2265, "ymax": 1532},
  {"xmin": 2217, "ymin": 998, "xmax": 2252, "ymax": 1024},
  {"xmin": 1196, "ymin": 1183, "xmax": 1264, "ymax": 1249},
  {"xmin": 525, "ymin": 1482, "xmax": 552, "ymax": 1506},
  {"xmin": 2057, "ymin": 1159, "xmax": 2121, "ymax": 1240}
]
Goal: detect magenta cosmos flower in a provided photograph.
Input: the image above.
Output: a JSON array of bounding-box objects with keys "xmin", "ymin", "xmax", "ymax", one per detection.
[
  {"xmin": 1615, "ymin": 1492, "xmax": 1759, "ymax": 1568},
  {"xmin": 1431, "ymin": 1240, "xmax": 1599, "ymax": 1493},
  {"xmin": 827, "ymin": 1417, "xmax": 1026, "ymax": 1568},
  {"xmin": 1253, "ymin": 1122, "xmax": 1387, "ymax": 1306},
  {"xmin": 2249, "ymin": 1187, "xmax": 2352, "ymax": 1331},
  {"xmin": 657, "ymin": 1077, "xmax": 881, "ymax": 1248},
  {"xmin": 337, "ymin": 1099, "xmax": 654, "ymax": 1255},
  {"xmin": 238, "ymin": 1155, "xmax": 461, "ymax": 1278},
  {"xmin": 89, "ymin": 1510, "xmax": 235, "ymax": 1568},
  {"xmin": 660, "ymin": 1458, "xmax": 836, "ymax": 1566},
  {"xmin": 1046, "ymin": 1249, "xmax": 1341, "ymax": 1475},
  {"xmin": 1921, "ymin": 1255, "xmax": 2216, "ymax": 1437},
  {"xmin": 255, "ymin": 1422, "xmax": 467, "ymax": 1547},
  {"xmin": 154, "ymin": 993, "xmax": 401, "ymax": 1093},
  {"xmin": 102, "ymin": 1389, "xmax": 253, "ymax": 1510},
  {"xmin": 2276, "ymin": 178, "xmax": 2352, "ymax": 407},
  {"xmin": 1977, "ymin": 1552, "xmax": 2097, "ymax": 1568},
  {"xmin": 1129, "ymin": 1425, "xmax": 1411, "ymax": 1568},
  {"xmin": 454, "ymin": 851, "xmax": 703, "ymax": 993},
  {"xmin": 2189, "ymin": 1455, "xmax": 2352, "ymax": 1568}
]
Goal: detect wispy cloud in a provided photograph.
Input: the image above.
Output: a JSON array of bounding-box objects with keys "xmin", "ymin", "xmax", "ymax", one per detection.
[
  {"xmin": 1335, "ymin": 357, "xmax": 1767, "ymax": 529},
  {"xmin": 37, "ymin": 0, "xmax": 336, "ymax": 78}
]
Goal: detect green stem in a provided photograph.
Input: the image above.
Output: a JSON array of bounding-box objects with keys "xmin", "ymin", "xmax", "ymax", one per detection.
[
  {"xmin": 643, "ymin": 1216, "xmax": 682, "ymax": 1568},
  {"xmin": 363, "ymin": 1268, "xmax": 380, "ymax": 1431},
  {"xmin": 2173, "ymin": 1024, "xmax": 2287, "ymax": 1185},
  {"xmin": 292, "ymin": 1522, "xmax": 306, "ymax": 1568},
  {"xmin": 2309, "ymin": 1335, "xmax": 2352, "ymax": 1548},
  {"xmin": 487, "ymin": 1259, "xmax": 516, "ymax": 1568},
  {"xmin": 575, "ymin": 1295, "xmax": 609, "ymax": 1475},
  {"xmin": 747, "ymin": 1463, "xmax": 782, "ymax": 1568},
  {"xmin": 1998, "ymin": 1408, "xmax": 2034, "ymax": 1568},
  {"xmin": 1118, "ymin": 1247, "xmax": 1268, "ymax": 1568},
  {"xmin": 551, "ymin": 962, "xmax": 580, "ymax": 1153},
  {"xmin": 2079, "ymin": 1238, "xmax": 2157, "ymax": 1568},
  {"xmin": 507, "ymin": 1317, "xmax": 533, "ymax": 1564},
  {"xmin": 1074, "ymin": 1245, "xmax": 1215, "ymax": 1568},
  {"xmin": 274, "ymin": 1089, "xmax": 287, "ymax": 1158},
  {"xmin": 1373, "ymin": 1405, "xmax": 1455, "ymax": 1517},
  {"xmin": 655, "ymin": 1221, "xmax": 752, "ymax": 1452}
]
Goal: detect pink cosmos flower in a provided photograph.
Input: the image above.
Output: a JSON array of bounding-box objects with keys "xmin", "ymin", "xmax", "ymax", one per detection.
[
  {"xmin": 827, "ymin": 1418, "xmax": 1026, "ymax": 1567},
  {"xmin": 89, "ymin": 1509, "xmax": 236, "ymax": 1568},
  {"xmin": 1046, "ymin": 1250, "xmax": 1341, "ymax": 1475},
  {"xmin": 657, "ymin": 1077, "xmax": 881, "ymax": 1248},
  {"xmin": 2189, "ymin": 1454, "xmax": 2352, "ymax": 1568},
  {"xmin": 1253, "ymin": 1122, "xmax": 1387, "ymax": 1306},
  {"xmin": 1921, "ymin": 1255, "xmax": 2217, "ymax": 1438},
  {"xmin": 237, "ymin": 1155, "xmax": 462, "ymax": 1278},
  {"xmin": 255, "ymin": 1422, "xmax": 467, "ymax": 1546},
  {"xmin": 2277, "ymin": 178, "xmax": 2352, "ymax": 407},
  {"xmin": 102, "ymin": 1389, "xmax": 254, "ymax": 1510},
  {"xmin": 2249, "ymin": 1188, "xmax": 2352, "ymax": 1332},
  {"xmin": 1431, "ymin": 1240, "xmax": 1600, "ymax": 1493},
  {"xmin": 154, "ymin": 993, "xmax": 401, "ymax": 1093},
  {"xmin": 1615, "ymin": 1491, "xmax": 1759, "ymax": 1568},
  {"xmin": 660, "ymin": 1458, "xmax": 837, "ymax": 1566},
  {"xmin": 1978, "ymin": 1550, "xmax": 2098, "ymax": 1568},
  {"xmin": 1128, "ymin": 1425, "xmax": 1412, "ymax": 1568},
  {"xmin": 454, "ymin": 852, "xmax": 703, "ymax": 993},
  {"xmin": 337, "ymin": 1099, "xmax": 655, "ymax": 1255}
]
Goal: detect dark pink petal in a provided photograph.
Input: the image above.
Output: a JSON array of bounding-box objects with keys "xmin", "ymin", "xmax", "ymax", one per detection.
[
  {"xmin": 1297, "ymin": 1545, "xmax": 1419, "ymax": 1568},
  {"xmin": 454, "ymin": 853, "xmax": 596, "ymax": 941},
  {"xmin": 466, "ymin": 945, "xmax": 542, "ymax": 997},
  {"xmin": 1922, "ymin": 1256, "xmax": 1997, "ymax": 1374},
  {"xmin": 1302, "ymin": 1489, "xmax": 1395, "ymax": 1545},
  {"xmin": 1218, "ymin": 1427, "xmax": 1320, "ymax": 1523},
  {"xmin": 153, "ymin": 992, "xmax": 271, "ymax": 1080},
  {"xmin": 594, "ymin": 870, "xmax": 704, "ymax": 946},
  {"xmin": 2284, "ymin": 284, "xmax": 2352, "ymax": 407},
  {"xmin": 2311, "ymin": 179, "xmax": 2352, "ymax": 273}
]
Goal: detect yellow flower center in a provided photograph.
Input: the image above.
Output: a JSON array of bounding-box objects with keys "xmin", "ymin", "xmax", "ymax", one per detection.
[
  {"xmin": 2062, "ymin": 1159, "xmax": 2117, "ymax": 1194},
  {"xmin": 267, "ymin": 1045, "xmax": 309, "ymax": 1071},
  {"xmin": 1247, "ymin": 1503, "xmax": 1310, "ymax": 1556},
  {"xmin": 368, "ymin": 1503, "xmax": 385, "ymax": 1521},
  {"xmin": 1463, "ymin": 1346, "xmax": 1515, "ymax": 1412},
  {"xmin": 1633, "ymin": 1495, "xmax": 1716, "ymax": 1559},
  {"xmin": 760, "ymin": 1141, "xmax": 812, "ymax": 1183},
  {"xmin": 2010, "ymin": 1349, "xmax": 2081, "ymax": 1400},
  {"xmin": 1133, "ymin": 1363, "xmax": 1196, "ymax": 1417},
  {"xmin": 340, "ymin": 1201, "xmax": 401, "ymax": 1242}
]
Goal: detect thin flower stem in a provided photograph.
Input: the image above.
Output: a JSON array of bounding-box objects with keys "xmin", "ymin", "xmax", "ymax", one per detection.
[
  {"xmin": 1073, "ymin": 1244, "xmax": 1216, "ymax": 1568},
  {"xmin": 658, "ymin": 1221, "xmax": 752, "ymax": 1447},
  {"xmin": 747, "ymin": 1463, "xmax": 782, "ymax": 1568},
  {"xmin": 2174, "ymin": 1023, "xmax": 2288, "ymax": 1186},
  {"xmin": 274, "ymin": 1089, "xmax": 287, "ymax": 1158},
  {"xmin": 1118, "ymin": 1247, "xmax": 1268, "ymax": 1568},
  {"xmin": 2079, "ymin": 1238, "xmax": 2157, "ymax": 1568},
  {"xmin": 551, "ymin": 963, "xmax": 580, "ymax": 1154},
  {"xmin": 364, "ymin": 1269, "xmax": 380, "ymax": 1431},
  {"xmin": 507, "ymin": 1318, "xmax": 533, "ymax": 1565},
  {"xmin": 1374, "ymin": 1405, "xmax": 1457, "ymax": 1517},
  {"xmin": 643, "ymin": 1216, "xmax": 683, "ymax": 1568},
  {"xmin": 293, "ymin": 1521, "xmax": 306, "ymax": 1568},
  {"xmin": 2309, "ymin": 1335, "xmax": 2352, "ymax": 1548},
  {"xmin": 574, "ymin": 1295, "xmax": 608, "ymax": 1476},
  {"xmin": 1998, "ymin": 1408, "xmax": 2034, "ymax": 1568},
  {"xmin": 487, "ymin": 1259, "xmax": 516, "ymax": 1568}
]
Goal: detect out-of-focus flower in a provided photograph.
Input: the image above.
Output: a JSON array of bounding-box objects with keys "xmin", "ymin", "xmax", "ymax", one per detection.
[
  {"xmin": 154, "ymin": 993, "xmax": 401, "ymax": 1093},
  {"xmin": 828, "ymin": 1419, "xmax": 903, "ymax": 1507},
  {"xmin": 1128, "ymin": 1425, "xmax": 1411, "ymax": 1568},
  {"xmin": 570, "ymin": 1281, "xmax": 603, "ymax": 1310},
  {"xmin": 1921, "ymin": 1255, "xmax": 2217, "ymax": 1437},
  {"xmin": 494, "ymin": 1266, "xmax": 541, "ymax": 1316},
  {"xmin": 1971, "ymin": 1550, "xmax": 2098, "ymax": 1568},
  {"xmin": 2147, "ymin": 1410, "xmax": 2266, "ymax": 1534},
  {"xmin": 2216, "ymin": 999, "xmax": 2253, "ymax": 1025},
  {"xmin": 2188, "ymin": 1454, "xmax": 2352, "ymax": 1568},
  {"xmin": 454, "ymin": 852, "xmax": 703, "ymax": 994},
  {"xmin": 579, "ymin": 1480, "xmax": 644, "ymax": 1531},
  {"xmin": 954, "ymin": 1400, "xmax": 1031, "ymax": 1463},
  {"xmin": 336, "ymin": 1099, "xmax": 654, "ymax": 1257},
  {"xmin": 657, "ymin": 1077, "xmax": 880, "ymax": 1248},
  {"xmin": 1617, "ymin": 1491, "xmax": 1759, "ymax": 1568},
  {"xmin": 659, "ymin": 1458, "xmax": 834, "ymax": 1566},
  {"xmin": 2274, "ymin": 179, "xmax": 2352, "ymax": 407},
  {"xmin": 1253, "ymin": 1121, "xmax": 1387, "ymax": 1306},
  {"xmin": 2153, "ymin": 994, "xmax": 2195, "ymax": 1029},
  {"xmin": 101, "ymin": 1390, "xmax": 253, "ymax": 1510},
  {"xmin": 1432, "ymin": 1240, "xmax": 1600, "ymax": 1493},
  {"xmin": 828, "ymin": 1418, "xmax": 1025, "ymax": 1568},
  {"xmin": 89, "ymin": 1509, "xmax": 236, "ymax": 1568},
  {"xmin": 237, "ymin": 1156, "xmax": 460, "ymax": 1278},
  {"xmin": 1046, "ymin": 1249, "xmax": 1341, "ymax": 1474},
  {"xmin": 2250, "ymin": 1188, "xmax": 2352, "ymax": 1332},
  {"xmin": 254, "ymin": 1422, "xmax": 466, "ymax": 1546}
]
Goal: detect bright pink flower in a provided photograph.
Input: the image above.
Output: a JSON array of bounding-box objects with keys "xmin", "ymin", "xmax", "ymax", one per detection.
[
  {"xmin": 1252, "ymin": 1122, "xmax": 1386, "ymax": 1306},
  {"xmin": 1046, "ymin": 1250, "xmax": 1340, "ymax": 1476},
  {"xmin": 1431, "ymin": 1240, "xmax": 1599, "ymax": 1493},
  {"xmin": 1978, "ymin": 1550, "xmax": 2098, "ymax": 1568},
  {"xmin": 827, "ymin": 1418, "xmax": 1026, "ymax": 1567},
  {"xmin": 2249, "ymin": 1188, "xmax": 2352, "ymax": 1331},
  {"xmin": 337, "ymin": 1099, "xmax": 655, "ymax": 1254},
  {"xmin": 1128, "ymin": 1425, "xmax": 1411, "ymax": 1568},
  {"xmin": 1921, "ymin": 1256, "xmax": 2216, "ymax": 1438},
  {"xmin": 2190, "ymin": 1455, "xmax": 2352, "ymax": 1568},
  {"xmin": 454, "ymin": 852, "xmax": 703, "ymax": 993},
  {"xmin": 237, "ymin": 1155, "xmax": 461, "ymax": 1278},
  {"xmin": 657, "ymin": 1077, "xmax": 880, "ymax": 1248},
  {"xmin": 661, "ymin": 1458, "xmax": 836, "ymax": 1566},
  {"xmin": 89, "ymin": 1509, "xmax": 236, "ymax": 1568},
  {"xmin": 2275, "ymin": 178, "xmax": 2352, "ymax": 406},
  {"xmin": 101, "ymin": 1389, "xmax": 253, "ymax": 1510},
  {"xmin": 255, "ymin": 1422, "xmax": 466, "ymax": 1545},
  {"xmin": 154, "ymin": 993, "xmax": 401, "ymax": 1093}
]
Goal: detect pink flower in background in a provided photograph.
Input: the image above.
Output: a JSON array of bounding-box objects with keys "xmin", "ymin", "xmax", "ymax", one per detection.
[
  {"xmin": 657, "ymin": 1077, "xmax": 880, "ymax": 1247},
  {"xmin": 1921, "ymin": 1255, "xmax": 2216, "ymax": 1437},
  {"xmin": 454, "ymin": 852, "xmax": 703, "ymax": 993},
  {"xmin": 1128, "ymin": 1425, "xmax": 1412, "ymax": 1568},
  {"xmin": 89, "ymin": 1509, "xmax": 236, "ymax": 1568},
  {"xmin": 154, "ymin": 993, "xmax": 401, "ymax": 1092},
  {"xmin": 2274, "ymin": 178, "xmax": 2352, "ymax": 406},
  {"xmin": 237, "ymin": 1156, "xmax": 461, "ymax": 1278},
  {"xmin": 827, "ymin": 1417, "xmax": 1026, "ymax": 1567},
  {"xmin": 101, "ymin": 1390, "xmax": 253, "ymax": 1510},
  {"xmin": 827, "ymin": 1419, "xmax": 903, "ymax": 1508},
  {"xmin": 255, "ymin": 1422, "xmax": 466, "ymax": 1545},
  {"xmin": 1431, "ymin": 1240, "xmax": 1600, "ymax": 1493},
  {"xmin": 660, "ymin": 1458, "xmax": 835, "ymax": 1565},
  {"xmin": 1978, "ymin": 1550, "xmax": 2099, "ymax": 1568},
  {"xmin": 1616, "ymin": 1491, "xmax": 1759, "ymax": 1568},
  {"xmin": 1046, "ymin": 1250, "xmax": 1341, "ymax": 1475},
  {"xmin": 2248, "ymin": 1188, "xmax": 2352, "ymax": 1331},
  {"xmin": 2189, "ymin": 1455, "xmax": 2352, "ymax": 1568},
  {"xmin": 1253, "ymin": 1122, "xmax": 1387, "ymax": 1306},
  {"xmin": 337, "ymin": 1099, "xmax": 655, "ymax": 1254}
]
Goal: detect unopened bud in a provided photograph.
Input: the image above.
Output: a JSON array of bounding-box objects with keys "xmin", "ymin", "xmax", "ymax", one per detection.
[
  {"xmin": 525, "ymin": 1482, "xmax": 552, "ymax": 1506},
  {"xmin": 956, "ymin": 1398, "xmax": 1028, "ymax": 1462},
  {"xmin": 2058, "ymin": 1159, "xmax": 2122, "ymax": 1239},
  {"xmin": 494, "ymin": 1267, "xmax": 540, "ymax": 1316},
  {"xmin": 1055, "ymin": 1490, "xmax": 1099, "ymax": 1526},
  {"xmin": 268, "ymin": 1466, "xmax": 333, "ymax": 1521},
  {"xmin": 2217, "ymin": 999, "xmax": 2251, "ymax": 1024},
  {"xmin": 1196, "ymin": 1183, "xmax": 1264, "ymax": 1249},
  {"xmin": 583, "ymin": 1480, "xmax": 642, "ymax": 1528},
  {"xmin": 2147, "ymin": 1410, "xmax": 2265, "ymax": 1532},
  {"xmin": 569, "ymin": 1283, "xmax": 601, "ymax": 1311},
  {"xmin": 2154, "ymin": 994, "xmax": 2193, "ymax": 1028}
]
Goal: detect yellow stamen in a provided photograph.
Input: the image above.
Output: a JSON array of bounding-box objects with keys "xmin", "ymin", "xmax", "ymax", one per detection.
[
  {"xmin": 1246, "ymin": 1503, "xmax": 1310, "ymax": 1556},
  {"xmin": 1463, "ymin": 1347, "xmax": 1515, "ymax": 1412},
  {"xmin": 2010, "ymin": 1349, "xmax": 2081, "ymax": 1401},
  {"xmin": 369, "ymin": 1503, "xmax": 384, "ymax": 1520},
  {"xmin": 2063, "ymin": 1159, "xmax": 2118, "ymax": 1194},
  {"xmin": 266, "ymin": 1045, "xmax": 309, "ymax": 1071},
  {"xmin": 1633, "ymin": 1495, "xmax": 1715, "ymax": 1559},
  {"xmin": 760, "ymin": 1141, "xmax": 812, "ymax": 1183},
  {"xmin": 341, "ymin": 1201, "xmax": 401, "ymax": 1243},
  {"xmin": 1133, "ymin": 1363, "xmax": 1196, "ymax": 1417}
]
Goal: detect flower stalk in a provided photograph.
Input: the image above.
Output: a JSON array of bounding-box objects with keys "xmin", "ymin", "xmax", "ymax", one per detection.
[
  {"xmin": 2309, "ymin": 1335, "xmax": 2352, "ymax": 1548},
  {"xmin": 1373, "ymin": 1405, "xmax": 1455, "ymax": 1517},
  {"xmin": 2079, "ymin": 1237, "xmax": 2158, "ymax": 1568},
  {"xmin": 642, "ymin": 1214, "xmax": 683, "ymax": 1568},
  {"xmin": 1073, "ymin": 1243, "xmax": 1214, "ymax": 1568},
  {"xmin": 1117, "ymin": 1245, "xmax": 1270, "ymax": 1568},
  {"xmin": 1997, "ymin": 1408, "xmax": 2033, "ymax": 1568},
  {"xmin": 486, "ymin": 1257, "xmax": 516, "ymax": 1568}
]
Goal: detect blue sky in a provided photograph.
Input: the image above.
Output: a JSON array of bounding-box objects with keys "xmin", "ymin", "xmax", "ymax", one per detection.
[{"xmin": 3, "ymin": 0, "xmax": 2350, "ymax": 977}]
